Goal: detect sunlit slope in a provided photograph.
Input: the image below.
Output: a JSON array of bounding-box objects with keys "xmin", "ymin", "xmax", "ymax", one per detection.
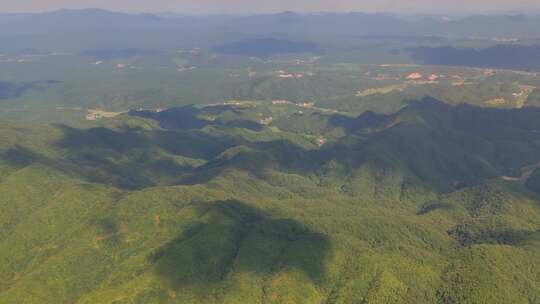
[{"xmin": 0, "ymin": 99, "xmax": 539, "ymax": 303}]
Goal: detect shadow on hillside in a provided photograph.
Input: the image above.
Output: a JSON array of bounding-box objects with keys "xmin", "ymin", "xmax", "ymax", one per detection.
[
  {"xmin": 53, "ymin": 123, "xmax": 326, "ymax": 189},
  {"xmin": 55, "ymin": 124, "xmax": 237, "ymax": 160},
  {"xmin": 0, "ymin": 123, "xmax": 318, "ymax": 191},
  {"xmin": 1, "ymin": 125, "xmax": 323, "ymax": 190},
  {"xmin": 0, "ymin": 145, "xmax": 40, "ymax": 169},
  {"xmin": 416, "ymin": 201, "xmax": 455, "ymax": 215},
  {"xmin": 149, "ymin": 200, "xmax": 332, "ymax": 292},
  {"xmin": 327, "ymin": 110, "xmax": 389, "ymax": 134},
  {"xmin": 49, "ymin": 124, "xmax": 242, "ymax": 189},
  {"xmin": 11, "ymin": 97, "xmax": 540, "ymax": 193},
  {"xmin": 130, "ymin": 105, "xmax": 264, "ymax": 132},
  {"xmin": 334, "ymin": 98, "xmax": 540, "ymax": 192},
  {"xmin": 0, "ymin": 144, "xmax": 157, "ymax": 189},
  {"xmin": 448, "ymin": 224, "xmax": 540, "ymax": 246},
  {"xmin": 179, "ymin": 139, "xmax": 325, "ymax": 185}
]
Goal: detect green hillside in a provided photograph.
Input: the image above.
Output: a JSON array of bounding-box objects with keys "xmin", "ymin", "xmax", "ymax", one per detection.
[
  {"xmin": 1, "ymin": 98, "xmax": 539, "ymax": 303},
  {"xmin": 2, "ymin": 9, "xmax": 540, "ymax": 304}
]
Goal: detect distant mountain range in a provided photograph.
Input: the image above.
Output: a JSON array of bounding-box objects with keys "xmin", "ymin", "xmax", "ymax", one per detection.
[
  {"xmin": 409, "ymin": 45, "xmax": 540, "ymax": 71},
  {"xmin": 1, "ymin": 9, "xmax": 540, "ymax": 52}
]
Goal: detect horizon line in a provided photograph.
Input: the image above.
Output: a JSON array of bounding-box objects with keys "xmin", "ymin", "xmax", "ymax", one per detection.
[{"xmin": 1, "ymin": 7, "xmax": 540, "ymax": 17}]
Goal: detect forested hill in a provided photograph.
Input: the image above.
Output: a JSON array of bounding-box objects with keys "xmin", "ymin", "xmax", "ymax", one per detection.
[{"xmin": 0, "ymin": 98, "xmax": 539, "ymax": 303}]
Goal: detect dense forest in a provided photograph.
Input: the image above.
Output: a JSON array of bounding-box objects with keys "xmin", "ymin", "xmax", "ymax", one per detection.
[{"xmin": 1, "ymin": 98, "xmax": 539, "ymax": 303}]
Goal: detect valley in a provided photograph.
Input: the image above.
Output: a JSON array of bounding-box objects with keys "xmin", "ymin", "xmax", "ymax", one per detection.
[{"xmin": 0, "ymin": 9, "xmax": 540, "ymax": 304}]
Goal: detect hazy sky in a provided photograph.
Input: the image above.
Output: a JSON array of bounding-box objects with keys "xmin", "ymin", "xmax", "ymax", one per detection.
[{"xmin": 1, "ymin": 0, "xmax": 540, "ymax": 14}]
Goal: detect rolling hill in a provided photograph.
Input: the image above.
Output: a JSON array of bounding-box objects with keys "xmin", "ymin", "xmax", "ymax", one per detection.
[{"xmin": 0, "ymin": 98, "xmax": 539, "ymax": 303}]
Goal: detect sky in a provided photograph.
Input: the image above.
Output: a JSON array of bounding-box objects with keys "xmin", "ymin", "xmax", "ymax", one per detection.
[{"xmin": 1, "ymin": 0, "xmax": 540, "ymax": 15}]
